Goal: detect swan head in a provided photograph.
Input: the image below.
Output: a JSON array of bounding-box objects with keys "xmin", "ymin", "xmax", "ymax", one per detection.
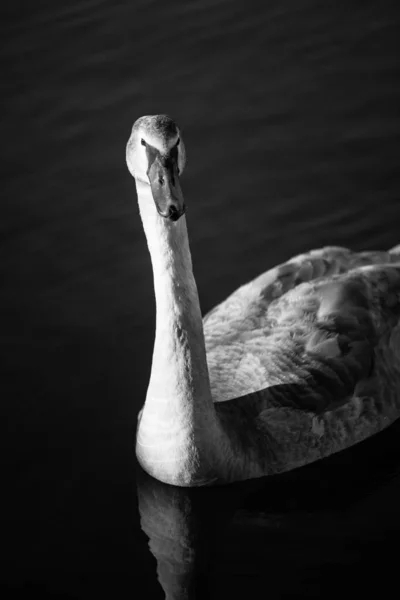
[{"xmin": 126, "ymin": 115, "xmax": 187, "ymax": 222}]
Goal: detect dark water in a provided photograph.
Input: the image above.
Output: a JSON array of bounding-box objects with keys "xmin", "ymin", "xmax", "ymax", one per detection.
[{"xmin": 2, "ymin": 0, "xmax": 400, "ymax": 597}]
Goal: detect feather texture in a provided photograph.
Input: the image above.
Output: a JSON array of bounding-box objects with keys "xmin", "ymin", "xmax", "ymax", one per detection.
[{"xmin": 202, "ymin": 247, "xmax": 400, "ymax": 480}]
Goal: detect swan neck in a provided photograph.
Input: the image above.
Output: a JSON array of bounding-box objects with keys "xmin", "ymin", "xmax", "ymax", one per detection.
[{"xmin": 135, "ymin": 180, "xmax": 219, "ymax": 485}]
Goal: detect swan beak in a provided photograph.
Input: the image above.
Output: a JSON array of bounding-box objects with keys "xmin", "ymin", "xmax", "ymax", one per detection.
[{"xmin": 148, "ymin": 155, "xmax": 185, "ymax": 222}]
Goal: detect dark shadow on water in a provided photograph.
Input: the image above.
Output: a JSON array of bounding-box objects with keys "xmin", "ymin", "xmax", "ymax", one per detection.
[{"xmin": 137, "ymin": 418, "xmax": 400, "ymax": 599}]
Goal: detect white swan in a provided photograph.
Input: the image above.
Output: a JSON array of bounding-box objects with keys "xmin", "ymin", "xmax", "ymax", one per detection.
[{"xmin": 126, "ymin": 114, "xmax": 400, "ymax": 487}]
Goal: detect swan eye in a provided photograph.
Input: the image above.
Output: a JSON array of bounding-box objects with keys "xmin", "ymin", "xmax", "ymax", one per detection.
[
  {"xmin": 159, "ymin": 176, "xmax": 164, "ymax": 185},
  {"xmin": 141, "ymin": 139, "xmax": 146, "ymax": 146}
]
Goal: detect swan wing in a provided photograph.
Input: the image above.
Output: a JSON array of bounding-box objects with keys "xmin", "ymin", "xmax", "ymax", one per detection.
[{"xmin": 204, "ymin": 246, "xmax": 400, "ymax": 408}]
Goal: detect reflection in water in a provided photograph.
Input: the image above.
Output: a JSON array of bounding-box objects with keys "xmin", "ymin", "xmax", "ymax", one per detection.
[
  {"xmin": 136, "ymin": 466, "xmax": 244, "ymax": 599},
  {"xmin": 137, "ymin": 419, "xmax": 400, "ymax": 599}
]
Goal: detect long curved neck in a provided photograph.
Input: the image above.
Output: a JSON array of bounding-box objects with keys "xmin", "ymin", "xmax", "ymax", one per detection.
[{"xmin": 135, "ymin": 180, "xmax": 219, "ymax": 485}]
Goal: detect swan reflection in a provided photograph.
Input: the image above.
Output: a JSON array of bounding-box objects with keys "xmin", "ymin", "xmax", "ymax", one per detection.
[{"xmin": 137, "ymin": 419, "xmax": 400, "ymax": 599}]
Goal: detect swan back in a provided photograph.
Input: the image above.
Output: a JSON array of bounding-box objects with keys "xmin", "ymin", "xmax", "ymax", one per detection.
[{"xmin": 204, "ymin": 246, "xmax": 400, "ymax": 405}]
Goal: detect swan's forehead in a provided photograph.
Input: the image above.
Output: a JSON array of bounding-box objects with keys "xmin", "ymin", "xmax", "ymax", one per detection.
[
  {"xmin": 137, "ymin": 115, "xmax": 180, "ymax": 153},
  {"xmin": 142, "ymin": 132, "xmax": 180, "ymax": 153}
]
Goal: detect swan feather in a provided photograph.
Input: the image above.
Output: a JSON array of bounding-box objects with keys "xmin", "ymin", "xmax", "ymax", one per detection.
[{"xmin": 201, "ymin": 246, "xmax": 400, "ymax": 478}]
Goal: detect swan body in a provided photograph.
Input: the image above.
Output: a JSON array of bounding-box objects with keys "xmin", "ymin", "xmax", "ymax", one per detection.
[{"xmin": 127, "ymin": 115, "xmax": 400, "ymax": 487}]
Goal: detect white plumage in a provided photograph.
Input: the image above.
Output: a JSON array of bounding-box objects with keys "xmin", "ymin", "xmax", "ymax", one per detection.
[{"xmin": 127, "ymin": 115, "xmax": 400, "ymax": 487}]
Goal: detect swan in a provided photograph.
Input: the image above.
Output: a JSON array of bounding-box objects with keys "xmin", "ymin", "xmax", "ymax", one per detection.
[{"xmin": 126, "ymin": 114, "xmax": 400, "ymax": 487}]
